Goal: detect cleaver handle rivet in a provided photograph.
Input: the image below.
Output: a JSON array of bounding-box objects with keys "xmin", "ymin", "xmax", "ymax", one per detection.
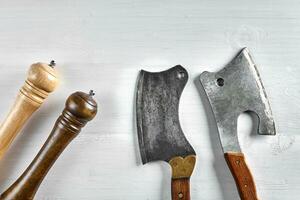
[{"xmin": 178, "ymin": 192, "xmax": 184, "ymax": 199}]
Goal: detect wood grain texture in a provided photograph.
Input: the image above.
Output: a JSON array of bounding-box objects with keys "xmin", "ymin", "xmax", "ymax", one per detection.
[
  {"xmin": 171, "ymin": 178, "xmax": 190, "ymax": 200},
  {"xmin": 224, "ymin": 152, "xmax": 258, "ymax": 200},
  {"xmin": 0, "ymin": 91, "xmax": 97, "ymax": 200},
  {"xmin": 0, "ymin": 63, "xmax": 59, "ymax": 159}
]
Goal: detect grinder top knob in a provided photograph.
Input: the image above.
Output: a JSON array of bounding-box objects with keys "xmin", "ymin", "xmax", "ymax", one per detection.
[
  {"xmin": 65, "ymin": 90, "xmax": 98, "ymax": 123},
  {"xmin": 27, "ymin": 62, "xmax": 59, "ymax": 93}
]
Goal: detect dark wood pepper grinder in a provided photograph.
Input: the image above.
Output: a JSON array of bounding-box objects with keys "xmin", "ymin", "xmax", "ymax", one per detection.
[{"xmin": 0, "ymin": 90, "xmax": 97, "ymax": 200}]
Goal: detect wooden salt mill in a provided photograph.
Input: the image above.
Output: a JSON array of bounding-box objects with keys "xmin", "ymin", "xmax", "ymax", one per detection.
[
  {"xmin": 0, "ymin": 90, "xmax": 97, "ymax": 200},
  {"xmin": 0, "ymin": 61, "xmax": 59, "ymax": 159}
]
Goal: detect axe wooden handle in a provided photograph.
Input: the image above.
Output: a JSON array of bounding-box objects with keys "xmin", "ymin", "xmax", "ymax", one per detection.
[
  {"xmin": 169, "ymin": 155, "xmax": 196, "ymax": 200},
  {"xmin": 0, "ymin": 62, "xmax": 59, "ymax": 159},
  {"xmin": 224, "ymin": 152, "xmax": 258, "ymax": 200},
  {"xmin": 0, "ymin": 91, "xmax": 97, "ymax": 200}
]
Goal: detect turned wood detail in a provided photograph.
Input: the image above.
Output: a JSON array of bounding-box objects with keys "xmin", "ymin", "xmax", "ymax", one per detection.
[
  {"xmin": 0, "ymin": 91, "xmax": 97, "ymax": 200},
  {"xmin": 0, "ymin": 62, "xmax": 59, "ymax": 159},
  {"xmin": 169, "ymin": 155, "xmax": 196, "ymax": 200},
  {"xmin": 224, "ymin": 152, "xmax": 258, "ymax": 200}
]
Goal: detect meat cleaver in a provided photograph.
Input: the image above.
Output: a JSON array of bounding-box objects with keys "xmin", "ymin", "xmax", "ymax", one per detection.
[
  {"xmin": 199, "ymin": 48, "xmax": 276, "ymax": 200},
  {"xmin": 136, "ymin": 65, "xmax": 196, "ymax": 200}
]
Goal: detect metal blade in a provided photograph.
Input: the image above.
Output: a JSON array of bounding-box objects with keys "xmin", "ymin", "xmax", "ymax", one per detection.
[
  {"xmin": 199, "ymin": 48, "xmax": 276, "ymax": 153},
  {"xmin": 136, "ymin": 65, "xmax": 196, "ymax": 164}
]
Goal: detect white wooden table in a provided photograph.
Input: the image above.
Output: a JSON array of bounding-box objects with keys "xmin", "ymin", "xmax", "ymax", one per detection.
[{"xmin": 0, "ymin": 1, "xmax": 299, "ymax": 199}]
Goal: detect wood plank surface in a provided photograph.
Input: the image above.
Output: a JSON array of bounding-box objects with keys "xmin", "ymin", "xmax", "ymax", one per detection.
[{"xmin": 0, "ymin": 0, "xmax": 299, "ymax": 199}]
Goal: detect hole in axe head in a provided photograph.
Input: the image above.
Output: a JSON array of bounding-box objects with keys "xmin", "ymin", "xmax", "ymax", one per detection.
[{"xmin": 216, "ymin": 78, "xmax": 225, "ymax": 87}]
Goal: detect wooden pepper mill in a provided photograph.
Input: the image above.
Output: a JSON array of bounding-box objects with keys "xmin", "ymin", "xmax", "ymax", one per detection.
[
  {"xmin": 0, "ymin": 91, "xmax": 97, "ymax": 200},
  {"xmin": 0, "ymin": 61, "xmax": 59, "ymax": 159}
]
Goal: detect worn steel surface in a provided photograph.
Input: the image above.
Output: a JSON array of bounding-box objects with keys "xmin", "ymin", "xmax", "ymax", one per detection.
[
  {"xmin": 136, "ymin": 65, "xmax": 195, "ymax": 164},
  {"xmin": 199, "ymin": 48, "xmax": 276, "ymax": 153}
]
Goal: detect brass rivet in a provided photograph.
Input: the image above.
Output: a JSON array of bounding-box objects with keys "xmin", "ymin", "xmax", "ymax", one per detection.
[
  {"xmin": 178, "ymin": 192, "xmax": 184, "ymax": 199},
  {"xmin": 236, "ymin": 160, "xmax": 240, "ymax": 165},
  {"xmin": 244, "ymin": 184, "xmax": 248, "ymax": 187}
]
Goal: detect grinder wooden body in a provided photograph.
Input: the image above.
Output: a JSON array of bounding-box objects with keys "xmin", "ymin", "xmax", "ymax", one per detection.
[
  {"xmin": 0, "ymin": 91, "xmax": 97, "ymax": 200},
  {"xmin": 0, "ymin": 63, "xmax": 59, "ymax": 159}
]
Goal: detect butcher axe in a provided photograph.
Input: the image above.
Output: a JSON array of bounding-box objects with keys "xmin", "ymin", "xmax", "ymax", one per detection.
[
  {"xmin": 136, "ymin": 65, "xmax": 196, "ymax": 200},
  {"xmin": 199, "ymin": 48, "xmax": 276, "ymax": 200}
]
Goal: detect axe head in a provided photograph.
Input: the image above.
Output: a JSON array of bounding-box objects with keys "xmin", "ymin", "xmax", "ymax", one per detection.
[
  {"xmin": 199, "ymin": 48, "xmax": 276, "ymax": 153},
  {"xmin": 136, "ymin": 65, "xmax": 195, "ymax": 164}
]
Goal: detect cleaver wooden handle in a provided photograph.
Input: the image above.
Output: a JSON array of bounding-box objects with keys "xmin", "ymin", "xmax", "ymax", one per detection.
[
  {"xmin": 0, "ymin": 62, "xmax": 59, "ymax": 159},
  {"xmin": 224, "ymin": 152, "xmax": 258, "ymax": 200},
  {"xmin": 0, "ymin": 91, "xmax": 97, "ymax": 200},
  {"xmin": 169, "ymin": 155, "xmax": 196, "ymax": 200},
  {"xmin": 171, "ymin": 178, "xmax": 190, "ymax": 200}
]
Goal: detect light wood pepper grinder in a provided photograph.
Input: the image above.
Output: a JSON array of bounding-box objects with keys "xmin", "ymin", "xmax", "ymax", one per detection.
[
  {"xmin": 0, "ymin": 61, "xmax": 59, "ymax": 159},
  {"xmin": 0, "ymin": 90, "xmax": 97, "ymax": 200}
]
